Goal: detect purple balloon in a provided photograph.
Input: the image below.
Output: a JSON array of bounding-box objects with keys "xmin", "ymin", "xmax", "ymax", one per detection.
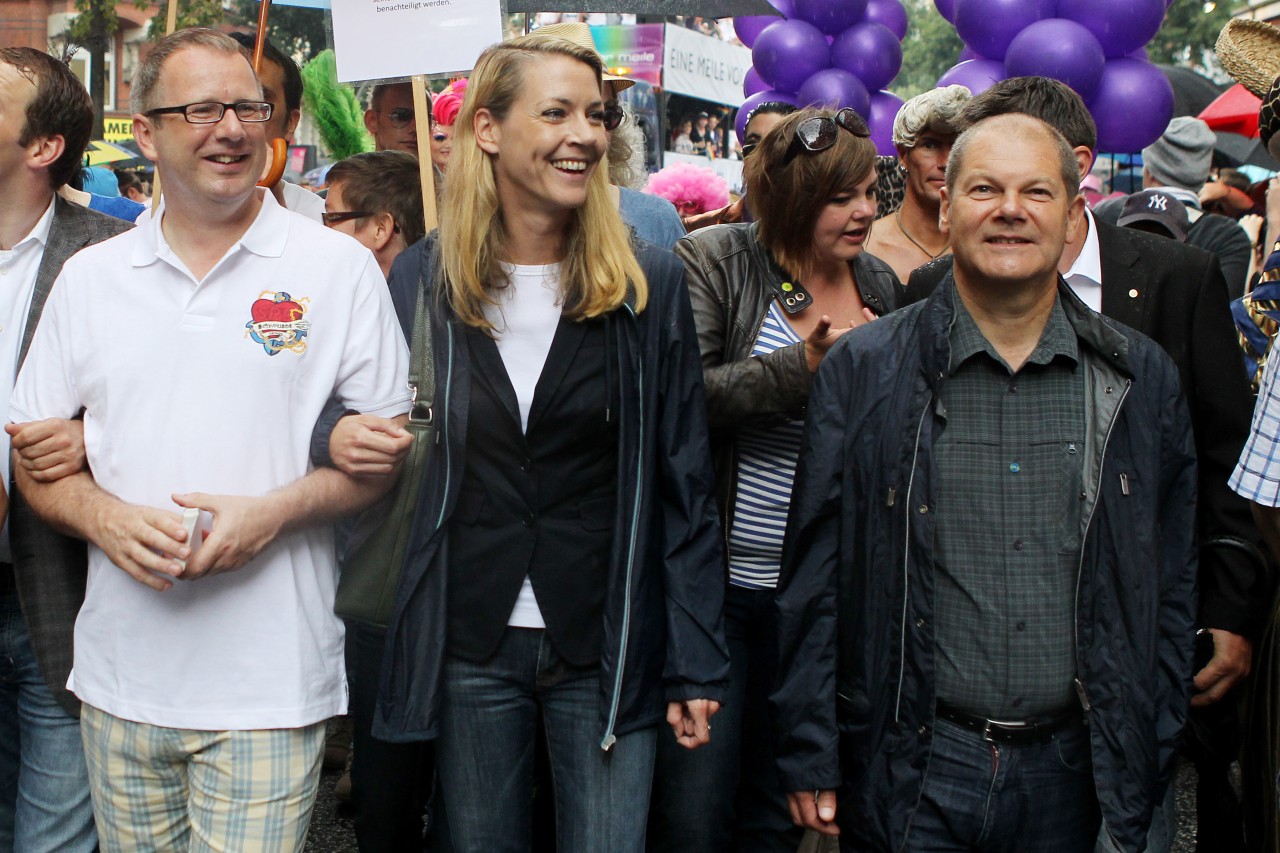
[
  {"xmin": 772, "ymin": 0, "xmax": 794, "ymax": 15},
  {"xmin": 831, "ymin": 22, "xmax": 903, "ymax": 93},
  {"xmin": 865, "ymin": 0, "xmax": 909, "ymax": 41},
  {"xmin": 1088, "ymin": 57, "xmax": 1174, "ymax": 152},
  {"xmin": 734, "ymin": 15, "xmax": 784, "ymax": 49},
  {"xmin": 868, "ymin": 90, "xmax": 906, "ymax": 156},
  {"xmin": 954, "ymin": 0, "xmax": 1055, "ymax": 61},
  {"xmin": 792, "ymin": 0, "xmax": 869, "ymax": 36},
  {"xmin": 753, "ymin": 19, "xmax": 833, "ymax": 94},
  {"xmin": 735, "ymin": 89, "xmax": 799, "ymax": 141},
  {"xmin": 936, "ymin": 59, "xmax": 1006, "ymax": 95},
  {"xmin": 1004, "ymin": 19, "xmax": 1106, "ymax": 102},
  {"xmin": 797, "ymin": 68, "xmax": 872, "ymax": 115},
  {"xmin": 744, "ymin": 67, "xmax": 769, "ymax": 97},
  {"xmin": 1057, "ymin": 0, "xmax": 1166, "ymax": 58},
  {"xmin": 935, "ymin": 0, "xmax": 956, "ymax": 23},
  {"xmin": 958, "ymin": 46, "xmax": 991, "ymax": 62},
  {"xmin": 1127, "ymin": 46, "xmax": 1149, "ymax": 61}
]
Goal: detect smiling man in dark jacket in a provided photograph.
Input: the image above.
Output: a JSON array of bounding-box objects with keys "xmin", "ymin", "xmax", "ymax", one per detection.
[{"xmin": 772, "ymin": 114, "xmax": 1197, "ymax": 851}]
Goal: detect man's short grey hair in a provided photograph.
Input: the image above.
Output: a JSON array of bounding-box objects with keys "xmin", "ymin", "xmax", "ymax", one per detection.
[
  {"xmin": 132, "ymin": 28, "xmax": 259, "ymax": 116},
  {"xmin": 946, "ymin": 113, "xmax": 1079, "ymax": 202},
  {"xmin": 892, "ymin": 84, "xmax": 972, "ymax": 150}
]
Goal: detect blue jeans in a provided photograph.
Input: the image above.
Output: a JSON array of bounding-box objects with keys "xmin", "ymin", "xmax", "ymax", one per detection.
[
  {"xmin": 0, "ymin": 591, "xmax": 96, "ymax": 853},
  {"xmin": 649, "ymin": 584, "xmax": 800, "ymax": 852},
  {"xmin": 901, "ymin": 716, "xmax": 1101, "ymax": 852},
  {"xmin": 437, "ymin": 627, "xmax": 656, "ymax": 853}
]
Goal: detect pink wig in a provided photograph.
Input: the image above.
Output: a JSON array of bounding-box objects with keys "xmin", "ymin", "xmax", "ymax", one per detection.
[
  {"xmin": 645, "ymin": 162, "xmax": 730, "ymax": 216},
  {"xmin": 432, "ymin": 78, "xmax": 468, "ymax": 127}
]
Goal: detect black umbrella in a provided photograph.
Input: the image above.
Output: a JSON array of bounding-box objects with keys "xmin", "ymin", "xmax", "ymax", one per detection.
[
  {"xmin": 1158, "ymin": 64, "xmax": 1228, "ymax": 119},
  {"xmin": 1214, "ymin": 131, "xmax": 1279, "ymax": 170},
  {"xmin": 507, "ymin": 0, "xmax": 782, "ymax": 13}
]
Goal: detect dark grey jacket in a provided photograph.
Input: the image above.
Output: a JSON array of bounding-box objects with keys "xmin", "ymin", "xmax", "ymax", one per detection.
[
  {"xmin": 771, "ymin": 276, "xmax": 1198, "ymax": 852},
  {"xmin": 10, "ymin": 197, "xmax": 131, "ymax": 717}
]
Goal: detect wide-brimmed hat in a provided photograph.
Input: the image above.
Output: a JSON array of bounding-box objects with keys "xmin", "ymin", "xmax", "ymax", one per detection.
[
  {"xmin": 1217, "ymin": 19, "xmax": 1280, "ymax": 99},
  {"xmin": 528, "ymin": 22, "xmax": 635, "ymax": 94},
  {"xmin": 1217, "ymin": 19, "xmax": 1280, "ymax": 162}
]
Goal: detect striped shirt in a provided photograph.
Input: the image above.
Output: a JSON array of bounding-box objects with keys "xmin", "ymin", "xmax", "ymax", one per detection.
[
  {"xmin": 1232, "ymin": 349, "xmax": 1280, "ymax": 506},
  {"xmin": 728, "ymin": 300, "xmax": 806, "ymax": 589}
]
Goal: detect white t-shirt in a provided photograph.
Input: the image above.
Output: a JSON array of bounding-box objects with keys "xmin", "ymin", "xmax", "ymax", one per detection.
[
  {"xmin": 281, "ymin": 180, "xmax": 326, "ymax": 223},
  {"xmin": 483, "ymin": 263, "xmax": 562, "ymax": 630},
  {"xmin": 0, "ymin": 198, "xmax": 54, "ymax": 562},
  {"xmin": 10, "ymin": 191, "xmax": 412, "ymax": 730}
]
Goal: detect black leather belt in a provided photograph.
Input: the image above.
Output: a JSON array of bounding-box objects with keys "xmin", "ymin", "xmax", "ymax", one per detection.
[
  {"xmin": 0, "ymin": 562, "xmax": 15, "ymax": 595},
  {"xmin": 935, "ymin": 701, "xmax": 1082, "ymax": 746}
]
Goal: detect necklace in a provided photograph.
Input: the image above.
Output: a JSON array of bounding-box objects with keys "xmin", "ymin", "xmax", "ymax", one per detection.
[{"xmin": 895, "ymin": 210, "xmax": 945, "ymax": 260}]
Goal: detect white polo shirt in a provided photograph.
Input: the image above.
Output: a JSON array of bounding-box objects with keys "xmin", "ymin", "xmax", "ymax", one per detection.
[{"xmin": 10, "ymin": 190, "xmax": 412, "ymax": 730}]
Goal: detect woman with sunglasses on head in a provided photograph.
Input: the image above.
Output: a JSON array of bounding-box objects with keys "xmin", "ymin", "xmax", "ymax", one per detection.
[
  {"xmin": 648, "ymin": 107, "xmax": 899, "ymax": 853},
  {"xmin": 330, "ymin": 34, "xmax": 729, "ymax": 852}
]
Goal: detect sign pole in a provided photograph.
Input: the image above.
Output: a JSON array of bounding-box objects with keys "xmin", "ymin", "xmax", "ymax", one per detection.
[{"xmin": 412, "ymin": 76, "xmax": 439, "ymax": 233}]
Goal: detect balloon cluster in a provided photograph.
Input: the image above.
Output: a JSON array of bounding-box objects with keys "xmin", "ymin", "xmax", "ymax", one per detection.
[
  {"xmin": 735, "ymin": 0, "xmax": 909, "ymax": 155},
  {"xmin": 934, "ymin": 0, "xmax": 1175, "ymax": 152}
]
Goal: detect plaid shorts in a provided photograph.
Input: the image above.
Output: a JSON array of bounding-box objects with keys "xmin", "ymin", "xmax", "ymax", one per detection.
[{"xmin": 80, "ymin": 704, "xmax": 326, "ymax": 853}]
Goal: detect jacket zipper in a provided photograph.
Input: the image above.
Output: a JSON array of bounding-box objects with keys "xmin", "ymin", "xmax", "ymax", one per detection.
[
  {"xmin": 601, "ymin": 305, "xmax": 643, "ymax": 751},
  {"xmin": 433, "ymin": 322, "xmax": 455, "ymax": 531},
  {"xmin": 1072, "ymin": 378, "xmax": 1131, "ymax": 713},
  {"xmin": 895, "ymin": 401, "xmax": 929, "ymax": 722},
  {"xmin": 1070, "ymin": 379, "xmax": 1131, "ymax": 850}
]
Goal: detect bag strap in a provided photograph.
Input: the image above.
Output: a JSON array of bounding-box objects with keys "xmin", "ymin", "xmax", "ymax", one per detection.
[{"xmin": 407, "ymin": 245, "xmax": 436, "ymax": 425}]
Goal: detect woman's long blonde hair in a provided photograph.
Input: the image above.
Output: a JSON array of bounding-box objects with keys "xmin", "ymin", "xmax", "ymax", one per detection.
[{"xmin": 440, "ymin": 35, "xmax": 648, "ymax": 330}]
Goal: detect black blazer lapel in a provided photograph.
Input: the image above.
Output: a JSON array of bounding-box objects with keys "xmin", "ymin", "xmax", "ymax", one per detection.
[
  {"xmin": 466, "ymin": 327, "xmax": 523, "ymax": 432},
  {"xmin": 1095, "ymin": 220, "xmax": 1148, "ymax": 333},
  {"xmin": 527, "ymin": 317, "xmax": 588, "ymax": 433}
]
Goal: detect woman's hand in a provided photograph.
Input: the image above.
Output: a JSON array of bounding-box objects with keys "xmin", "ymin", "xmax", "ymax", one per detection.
[
  {"xmin": 804, "ymin": 315, "xmax": 863, "ymax": 373},
  {"xmin": 666, "ymin": 698, "xmax": 720, "ymax": 750}
]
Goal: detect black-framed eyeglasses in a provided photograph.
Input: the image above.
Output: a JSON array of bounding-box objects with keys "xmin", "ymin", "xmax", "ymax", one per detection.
[
  {"xmin": 781, "ymin": 108, "xmax": 869, "ymax": 167},
  {"xmin": 741, "ymin": 141, "xmax": 759, "ymax": 158},
  {"xmin": 386, "ymin": 107, "xmax": 415, "ymax": 129},
  {"xmin": 602, "ymin": 105, "xmax": 626, "ymax": 132},
  {"xmin": 322, "ymin": 211, "xmax": 373, "ymax": 226},
  {"xmin": 145, "ymin": 101, "xmax": 273, "ymax": 124}
]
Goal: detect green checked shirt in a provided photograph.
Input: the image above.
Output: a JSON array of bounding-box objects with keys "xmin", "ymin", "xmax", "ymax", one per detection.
[{"xmin": 933, "ymin": 294, "xmax": 1086, "ymax": 720}]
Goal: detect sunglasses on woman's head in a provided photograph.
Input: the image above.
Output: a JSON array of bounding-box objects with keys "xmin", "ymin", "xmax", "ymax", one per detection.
[{"xmin": 781, "ymin": 108, "xmax": 870, "ymax": 167}]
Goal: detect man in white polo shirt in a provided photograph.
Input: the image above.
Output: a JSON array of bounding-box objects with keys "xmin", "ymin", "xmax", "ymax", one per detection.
[{"xmin": 8, "ymin": 28, "xmax": 411, "ymax": 852}]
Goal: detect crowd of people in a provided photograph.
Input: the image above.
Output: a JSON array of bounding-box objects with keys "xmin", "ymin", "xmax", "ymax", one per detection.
[{"xmin": 4, "ymin": 12, "xmax": 1280, "ymax": 853}]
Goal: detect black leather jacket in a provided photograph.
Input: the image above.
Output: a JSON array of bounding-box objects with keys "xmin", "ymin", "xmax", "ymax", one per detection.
[{"xmin": 674, "ymin": 222, "xmax": 900, "ymax": 558}]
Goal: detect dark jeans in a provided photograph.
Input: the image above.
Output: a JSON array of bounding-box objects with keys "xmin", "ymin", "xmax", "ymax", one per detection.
[
  {"xmin": 649, "ymin": 585, "xmax": 800, "ymax": 853},
  {"xmin": 437, "ymin": 627, "xmax": 656, "ymax": 853},
  {"xmin": 899, "ymin": 716, "xmax": 1101, "ymax": 852},
  {"xmin": 345, "ymin": 619, "xmax": 434, "ymax": 852}
]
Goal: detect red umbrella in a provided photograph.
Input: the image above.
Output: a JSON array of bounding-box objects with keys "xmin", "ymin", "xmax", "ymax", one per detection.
[{"xmin": 1199, "ymin": 83, "xmax": 1262, "ymax": 137}]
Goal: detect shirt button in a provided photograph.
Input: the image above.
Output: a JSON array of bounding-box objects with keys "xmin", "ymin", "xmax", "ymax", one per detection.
[
  {"xmin": 1016, "ymin": 621, "xmax": 1026, "ymax": 631},
  {"xmin": 1009, "ymin": 461, "xmax": 1021, "ymax": 473},
  {"xmin": 1013, "ymin": 539, "xmax": 1023, "ymax": 550},
  {"xmin": 1008, "ymin": 383, "xmax": 1017, "ymax": 394},
  {"xmin": 918, "ymin": 505, "xmax": 929, "ymax": 514}
]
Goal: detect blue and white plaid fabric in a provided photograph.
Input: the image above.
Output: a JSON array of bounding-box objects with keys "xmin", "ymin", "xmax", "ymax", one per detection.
[{"xmin": 1231, "ymin": 352, "xmax": 1280, "ymax": 506}]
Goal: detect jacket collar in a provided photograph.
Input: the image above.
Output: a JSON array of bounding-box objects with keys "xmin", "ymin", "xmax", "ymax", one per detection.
[{"xmin": 919, "ymin": 271, "xmax": 1133, "ymax": 392}]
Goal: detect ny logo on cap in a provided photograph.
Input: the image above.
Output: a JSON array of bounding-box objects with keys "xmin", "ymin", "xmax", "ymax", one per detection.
[{"xmin": 1148, "ymin": 194, "xmax": 1168, "ymax": 211}]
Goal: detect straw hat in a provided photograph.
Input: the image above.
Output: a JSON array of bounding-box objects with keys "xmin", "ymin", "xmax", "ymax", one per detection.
[
  {"xmin": 1216, "ymin": 18, "xmax": 1280, "ymax": 99},
  {"xmin": 527, "ymin": 22, "xmax": 635, "ymax": 94}
]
